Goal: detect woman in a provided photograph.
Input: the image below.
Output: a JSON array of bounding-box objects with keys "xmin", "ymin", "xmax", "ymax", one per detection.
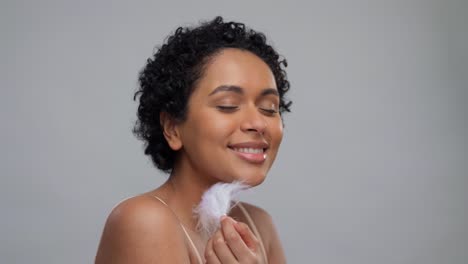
[{"xmin": 95, "ymin": 16, "xmax": 291, "ymax": 264}]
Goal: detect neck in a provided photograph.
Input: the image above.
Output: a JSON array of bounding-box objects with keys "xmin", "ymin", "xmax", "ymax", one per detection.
[{"xmin": 158, "ymin": 159, "xmax": 219, "ymax": 232}]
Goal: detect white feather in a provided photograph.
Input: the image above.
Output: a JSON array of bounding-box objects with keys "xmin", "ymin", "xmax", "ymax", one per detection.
[{"xmin": 193, "ymin": 181, "xmax": 249, "ymax": 239}]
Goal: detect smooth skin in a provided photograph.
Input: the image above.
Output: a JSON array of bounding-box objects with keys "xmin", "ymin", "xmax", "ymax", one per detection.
[{"xmin": 95, "ymin": 48, "xmax": 287, "ymax": 263}]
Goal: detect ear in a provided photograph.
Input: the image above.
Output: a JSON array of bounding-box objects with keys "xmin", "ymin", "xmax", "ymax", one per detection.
[{"xmin": 160, "ymin": 112, "xmax": 183, "ymax": 151}]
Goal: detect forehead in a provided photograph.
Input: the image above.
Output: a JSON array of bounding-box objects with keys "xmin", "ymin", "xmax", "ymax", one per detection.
[{"xmin": 194, "ymin": 48, "xmax": 277, "ymax": 94}]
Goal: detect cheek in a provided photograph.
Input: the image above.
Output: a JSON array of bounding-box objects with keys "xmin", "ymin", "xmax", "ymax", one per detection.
[
  {"xmin": 202, "ymin": 111, "xmax": 239, "ymax": 138},
  {"xmin": 185, "ymin": 110, "xmax": 238, "ymax": 145},
  {"xmin": 270, "ymin": 119, "xmax": 284, "ymax": 145},
  {"xmin": 210, "ymin": 116, "xmax": 237, "ymax": 134}
]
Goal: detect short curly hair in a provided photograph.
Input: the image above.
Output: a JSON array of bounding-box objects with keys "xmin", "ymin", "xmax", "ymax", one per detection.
[{"xmin": 133, "ymin": 16, "xmax": 292, "ymax": 173}]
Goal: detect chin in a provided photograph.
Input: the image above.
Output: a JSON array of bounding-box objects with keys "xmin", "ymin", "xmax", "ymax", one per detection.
[
  {"xmin": 248, "ymin": 177, "xmax": 266, "ymax": 187},
  {"xmin": 237, "ymin": 172, "xmax": 267, "ymax": 187}
]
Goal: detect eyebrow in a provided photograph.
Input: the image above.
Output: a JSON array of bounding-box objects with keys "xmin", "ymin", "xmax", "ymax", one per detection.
[
  {"xmin": 209, "ymin": 85, "xmax": 243, "ymax": 95},
  {"xmin": 260, "ymin": 88, "xmax": 279, "ymax": 97},
  {"xmin": 209, "ymin": 85, "xmax": 279, "ymax": 97}
]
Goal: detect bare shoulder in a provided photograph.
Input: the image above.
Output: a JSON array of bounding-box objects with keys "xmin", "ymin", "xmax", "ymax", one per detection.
[
  {"xmin": 234, "ymin": 202, "xmax": 287, "ymax": 264},
  {"xmin": 237, "ymin": 202, "xmax": 273, "ymax": 223},
  {"xmin": 234, "ymin": 202, "xmax": 274, "ymax": 241},
  {"xmin": 95, "ymin": 195, "xmax": 190, "ymax": 264}
]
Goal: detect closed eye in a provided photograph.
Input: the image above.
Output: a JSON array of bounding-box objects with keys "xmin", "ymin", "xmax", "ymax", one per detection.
[
  {"xmin": 260, "ymin": 108, "xmax": 278, "ymax": 115},
  {"xmin": 216, "ymin": 105, "xmax": 239, "ymax": 112}
]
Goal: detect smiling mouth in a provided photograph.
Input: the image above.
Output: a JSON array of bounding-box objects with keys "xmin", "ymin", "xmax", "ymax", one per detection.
[
  {"xmin": 228, "ymin": 146, "xmax": 267, "ymax": 164},
  {"xmin": 230, "ymin": 147, "xmax": 265, "ymax": 154}
]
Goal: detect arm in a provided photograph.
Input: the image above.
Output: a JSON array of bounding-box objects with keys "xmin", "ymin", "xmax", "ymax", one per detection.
[
  {"xmin": 264, "ymin": 216, "xmax": 286, "ymax": 264},
  {"xmin": 95, "ymin": 196, "xmax": 190, "ymax": 264}
]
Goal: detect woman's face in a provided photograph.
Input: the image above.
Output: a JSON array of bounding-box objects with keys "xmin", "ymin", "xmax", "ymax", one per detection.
[{"xmin": 175, "ymin": 48, "xmax": 283, "ymax": 186}]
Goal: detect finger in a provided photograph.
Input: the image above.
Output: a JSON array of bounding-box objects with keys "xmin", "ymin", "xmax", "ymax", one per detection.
[
  {"xmin": 234, "ymin": 221, "xmax": 260, "ymax": 251},
  {"xmin": 221, "ymin": 216, "xmax": 253, "ymax": 260},
  {"xmin": 205, "ymin": 237, "xmax": 221, "ymax": 264},
  {"xmin": 212, "ymin": 229, "xmax": 237, "ymax": 263}
]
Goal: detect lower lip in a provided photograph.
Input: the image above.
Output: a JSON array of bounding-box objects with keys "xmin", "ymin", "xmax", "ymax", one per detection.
[{"xmin": 229, "ymin": 148, "xmax": 267, "ymax": 164}]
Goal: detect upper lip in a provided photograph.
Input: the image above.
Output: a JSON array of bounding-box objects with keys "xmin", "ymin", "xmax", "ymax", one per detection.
[{"xmin": 228, "ymin": 141, "xmax": 269, "ymax": 150}]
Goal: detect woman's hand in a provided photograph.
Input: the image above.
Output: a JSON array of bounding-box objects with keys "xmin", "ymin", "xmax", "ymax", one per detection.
[{"xmin": 204, "ymin": 216, "xmax": 264, "ymax": 264}]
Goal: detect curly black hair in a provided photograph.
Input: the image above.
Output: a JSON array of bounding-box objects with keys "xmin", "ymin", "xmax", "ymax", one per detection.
[{"xmin": 133, "ymin": 16, "xmax": 292, "ymax": 173}]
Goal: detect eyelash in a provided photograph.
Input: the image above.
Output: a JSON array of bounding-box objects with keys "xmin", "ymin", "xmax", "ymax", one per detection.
[
  {"xmin": 216, "ymin": 106, "xmax": 278, "ymax": 115},
  {"xmin": 260, "ymin": 108, "xmax": 278, "ymax": 115},
  {"xmin": 216, "ymin": 106, "xmax": 239, "ymax": 112}
]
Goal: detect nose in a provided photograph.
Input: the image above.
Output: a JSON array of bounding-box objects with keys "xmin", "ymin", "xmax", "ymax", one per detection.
[{"xmin": 240, "ymin": 106, "xmax": 267, "ymax": 135}]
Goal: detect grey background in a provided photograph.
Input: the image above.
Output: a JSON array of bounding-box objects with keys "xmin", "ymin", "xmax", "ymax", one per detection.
[{"xmin": 1, "ymin": 0, "xmax": 467, "ymax": 263}]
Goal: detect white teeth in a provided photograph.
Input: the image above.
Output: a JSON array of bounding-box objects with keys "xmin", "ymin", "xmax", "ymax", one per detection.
[{"xmin": 233, "ymin": 148, "xmax": 264, "ymax": 154}]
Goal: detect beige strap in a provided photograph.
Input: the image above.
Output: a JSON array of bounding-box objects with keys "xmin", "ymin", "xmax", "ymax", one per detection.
[
  {"xmin": 179, "ymin": 224, "xmax": 203, "ymax": 264},
  {"xmin": 151, "ymin": 195, "xmax": 204, "ymax": 264},
  {"xmin": 237, "ymin": 203, "xmax": 268, "ymax": 263}
]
